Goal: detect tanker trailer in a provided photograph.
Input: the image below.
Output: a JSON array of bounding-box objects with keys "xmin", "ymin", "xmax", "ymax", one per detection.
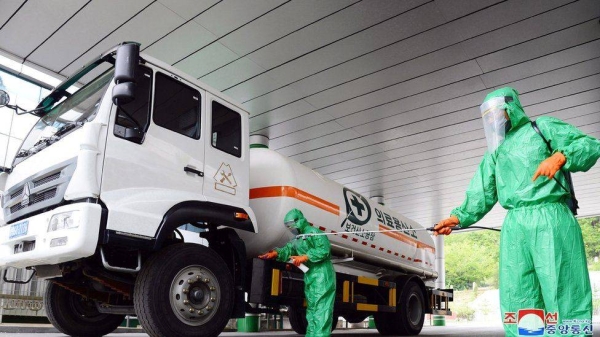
[{"xmin": 239, "ymin": 144, "xmax": 452, "ymax": 335}]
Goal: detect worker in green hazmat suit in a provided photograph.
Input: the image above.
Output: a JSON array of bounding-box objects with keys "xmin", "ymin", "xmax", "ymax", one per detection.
[
  {"xmin": 434, "ymin": 87, "xmax": 600, "ymax": 336},
  {"xmin": 258, "ymin": 209, "xmax": 336, "ymax": 337}
]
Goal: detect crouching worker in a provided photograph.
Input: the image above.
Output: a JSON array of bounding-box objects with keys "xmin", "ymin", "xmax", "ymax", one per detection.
[{"xmin": 259, "ymin": 208, "xmax": 336, "ymax": 337}]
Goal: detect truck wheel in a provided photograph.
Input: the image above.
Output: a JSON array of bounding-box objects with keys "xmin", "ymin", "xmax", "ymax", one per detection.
[
  {"xmin": 288, "ymin": 306, "xmax": 307, "ymax": 335},
  {"xmin": 45, "ymin": 282, "xmax": 124, "ymax": 337},
  {"xmin": 134, "ymin": 243, "xmax": 234, "ymax": 337},
  {"xmin": 374, "ymin": 280, "xmax": 425, "ymax": 336},
  {"xmin": 373, "ymin": 312, "xmax": 394, "ymax": 335},
  {"xmin": 288, "ymin": 307, "xmax": 338, "ymax": 334},
  {"xmin": 396, "ymin": 280, "xmax": 425, "ymax": 335}
]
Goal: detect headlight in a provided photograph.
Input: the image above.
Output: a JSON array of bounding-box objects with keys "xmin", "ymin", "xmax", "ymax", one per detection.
[{"xmin": 48, "ymin": 211, "xmax": 80, "ymax": 232}]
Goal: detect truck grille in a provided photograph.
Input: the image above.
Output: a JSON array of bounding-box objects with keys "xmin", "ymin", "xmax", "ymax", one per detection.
[
  {"xmin": 33, "ymin": 172, "xmax": 61, "ymax": 187},
  {"xmin": 10, "ymin": 188, "xmax": 58, "ymax": 214},
  {"xmin": 11, "ymin": 187, "xmax": 24, "ymax": 199},
  {"xmin": 2, "ymin": 160, "xmax": 76, "ymax": 224},
  {"xmin": 9, "ymin": 173, "xmax": 61, "ymax": 199}
]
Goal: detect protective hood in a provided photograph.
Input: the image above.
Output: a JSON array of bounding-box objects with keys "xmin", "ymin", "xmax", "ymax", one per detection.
[
  {"xmin": 480, "ymin": 87, "xmax": 530, "ymax": 153},
  {"xmin": 284, "ymin": 208, "xmax": 310, "ymax": 235},
  {"xmin": 483, "ymin": 87, "xmax": 530, "ymax": 132}
]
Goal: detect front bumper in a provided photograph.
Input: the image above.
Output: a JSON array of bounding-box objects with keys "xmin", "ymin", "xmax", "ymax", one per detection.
[{"xmin": 0, "ymin": 203, "xmax": 101, "ymax": 268}]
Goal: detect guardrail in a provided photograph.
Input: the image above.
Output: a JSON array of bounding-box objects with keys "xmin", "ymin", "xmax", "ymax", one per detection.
[
  {"xmin": 0, "ymin": 294, "xmax": 44, "ymax": 311},
  {"xmin": 0, "ymin": 268, "xmax": 47, "ymax": 321}
]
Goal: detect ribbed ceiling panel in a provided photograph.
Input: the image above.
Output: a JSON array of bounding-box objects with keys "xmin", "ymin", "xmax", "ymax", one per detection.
[{"xmin": 0, "ymin": 0, "xmax": 598, "ymax": 229}]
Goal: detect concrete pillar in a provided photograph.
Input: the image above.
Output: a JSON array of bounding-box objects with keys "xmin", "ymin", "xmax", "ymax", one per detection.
[
  {"xmin": 249, "ymin": 134, "xmax": 269, "ymax": 149},
  {"xmin": 370, "ymin": 196, "xmax": 385, "ymax": 206},
  {"xmin": 433, "ymin": 234, "xmax": 446, "ymax": 326}
]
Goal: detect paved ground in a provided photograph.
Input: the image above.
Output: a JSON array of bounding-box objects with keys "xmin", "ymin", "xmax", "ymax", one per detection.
[
  {"xmin": 0, "ymin": 325, "xmax": 508, "ymax": 337},
  {"xmin": 2, "ymin": 324, "xmax": 600, "ymax": 337}
]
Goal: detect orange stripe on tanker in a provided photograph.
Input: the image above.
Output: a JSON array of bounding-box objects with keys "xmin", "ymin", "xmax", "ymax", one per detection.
[
  {"xmin": 250, "ymin": 186, "xmax": 340, "ymax": 215},
  {"xmin": 378, "ymin": 225, "xmax": 435, "ymax": 252}
]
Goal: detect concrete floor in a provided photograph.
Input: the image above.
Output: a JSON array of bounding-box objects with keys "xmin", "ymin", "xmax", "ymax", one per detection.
[
  {"xmin": 2, "ymin": 325, "xmax": 600, "ymax": 336},
  {"xmin": 0, "ymin": 326, "xmax": 507, "ymax": 337}
]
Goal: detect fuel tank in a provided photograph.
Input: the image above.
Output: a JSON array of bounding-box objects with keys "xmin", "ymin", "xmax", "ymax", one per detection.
[{"xmin": 239, "ymin": 147, "xmax": 436, "ymax": 277}]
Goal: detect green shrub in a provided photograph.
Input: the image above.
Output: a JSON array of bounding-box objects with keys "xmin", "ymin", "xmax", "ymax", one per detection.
[{"xmin": 454, "ymin": 304, "xmax": 475, "ymax": 321}]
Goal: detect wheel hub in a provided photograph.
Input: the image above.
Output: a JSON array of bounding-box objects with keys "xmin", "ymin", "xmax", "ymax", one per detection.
[
  {"xmin": 190, "ymin": 288, "xmax": 206, "ymax": 304},
  {"xmin": 170, "ymin": 266, "xmax": 220, "ymax": 326}
]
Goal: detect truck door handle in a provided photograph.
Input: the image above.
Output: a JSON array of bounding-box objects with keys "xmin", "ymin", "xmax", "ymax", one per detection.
[{"xmin": 184, "ymin": 166, "xmax": 204, "ymax": 177}]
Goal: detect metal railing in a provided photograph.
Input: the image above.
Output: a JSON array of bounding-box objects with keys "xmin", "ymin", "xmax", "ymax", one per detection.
[{"xmin": 0, "ymin": 267, "xmax": 46, "ymax": 322}]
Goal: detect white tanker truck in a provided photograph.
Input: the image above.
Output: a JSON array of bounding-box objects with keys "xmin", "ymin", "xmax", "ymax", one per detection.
[{"xmin": 0, "ymin": 42, "xmax": 451, "ymax": 337}]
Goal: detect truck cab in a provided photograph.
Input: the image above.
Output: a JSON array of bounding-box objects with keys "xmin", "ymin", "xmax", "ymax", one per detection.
[{"xmin": 0, "ymin": 42, "xmax": 256, "ymax": 337}]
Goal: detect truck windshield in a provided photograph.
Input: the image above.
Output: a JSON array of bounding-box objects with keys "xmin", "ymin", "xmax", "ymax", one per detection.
[{"xmin": 13, "ymin": 68, "xmax": 114, "ymax": 167}]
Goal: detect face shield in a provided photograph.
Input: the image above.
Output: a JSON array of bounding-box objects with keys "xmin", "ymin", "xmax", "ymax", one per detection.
[
  {"xmin": 284, "ymin": 219, "xmax": 299, "ymax": 236},
  {"xmin": 480, "ymin": 96, "xmax": 512, "ymax": 153}
]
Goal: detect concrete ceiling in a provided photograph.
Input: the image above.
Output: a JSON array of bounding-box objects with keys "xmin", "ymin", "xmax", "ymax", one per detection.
[{"xmin": 0, "ymin": 0, "xmax": 599, "ymax": 229}]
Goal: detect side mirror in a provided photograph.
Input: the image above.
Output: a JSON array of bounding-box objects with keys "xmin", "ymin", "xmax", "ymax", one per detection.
[
  {"xmin": 0, "ymin": 90, "xmax": 10, "ymax": 107},
  {"xmin": 114, "ymin": 43, "xmax": 139, "ymax": 84},
  {"xmin": 112, "ymin": 82, "xmax": 135, "ymax": 105},
  {"xmin": 112, "ymin": 43, "xmax": 139, "ymax": 106}
]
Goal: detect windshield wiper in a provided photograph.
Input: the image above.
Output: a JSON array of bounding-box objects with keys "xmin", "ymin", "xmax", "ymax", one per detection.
[
  {"xmin": 32, "ymin": 123, "xmax": 81, "ymax": 148},
  {"xmin": 32, "ymin": 136, "xmax": 57, "ymax": 148},
  {"xmin": 15, "ymin": 149, "xmax": 33, "ymax": 158},
  {"xmin": 54, "ymin": 122, "xmax": 81, "ymax": 137},
  {"xmin": 16, "ymin": 137, "xmax": 55, "ymax": 160}
]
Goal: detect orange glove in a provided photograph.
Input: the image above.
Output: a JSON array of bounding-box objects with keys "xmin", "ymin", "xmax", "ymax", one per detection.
[
  {"xmin": 532, "ymin": 152, "xmax": 566, "ymax": 181},
  {"xmin": 258, "ymin": 250, "xmax": 278, "ymax": 260},
  {"xmin": 290, "ymin": 255, "xmax": 309, "ymax": 266},
  {"xmin": 433, "ymin": 216, "xmax": 460, "ymax": 236}
]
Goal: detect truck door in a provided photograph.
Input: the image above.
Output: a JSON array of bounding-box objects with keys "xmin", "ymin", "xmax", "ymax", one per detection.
[
  {"xmin": 102, "ymin": 69, "xmax": 206, "ymax": 237},
  {"xmin": 203, "ymin": 93, "xmax": 249, "ymax": 208}
]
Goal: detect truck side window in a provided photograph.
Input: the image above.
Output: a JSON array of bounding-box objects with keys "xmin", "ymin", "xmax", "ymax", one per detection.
[
  {"xmin": 113, "ymin": 65, "xmax": 153, "ymax": 143},
  {"xmin": 153, "ymin": 73, "xmax": 201, "ymax": 139},
  {"xmin": 211, "ymin": 101, "xmax": 241, "ymax": 158}
]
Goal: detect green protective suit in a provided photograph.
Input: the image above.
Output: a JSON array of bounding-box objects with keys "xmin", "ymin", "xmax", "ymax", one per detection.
[
  {"xmin": 275, "ymin": 209, "xmax": 336, "ymax": 337},
  {"xmin": 451, "ymin": 87, "xmax": 600, "ymax": 336}
]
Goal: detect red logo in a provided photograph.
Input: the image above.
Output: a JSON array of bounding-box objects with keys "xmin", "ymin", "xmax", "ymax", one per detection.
[
  {"xmin": 517, "ymin": 309, "xmax": 545, "ymax": 336},
  {"xmin": 504, "ymin": 312, "xmax": 516, "ymax": 324},
  {"xmin": 545, "ymin": 312, "xmax": 558, "ymax": 324}
]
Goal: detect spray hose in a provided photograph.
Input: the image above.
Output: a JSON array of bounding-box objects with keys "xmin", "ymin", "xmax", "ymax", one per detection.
[{"xmin": 296, "ymin": 225, "xmax": 500, "ymax": 239}]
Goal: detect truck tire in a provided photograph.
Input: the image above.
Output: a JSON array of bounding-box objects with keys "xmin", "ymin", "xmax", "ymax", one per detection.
[
  {"xmin": 134, "ymin": 243, "xmax": 234, "ymax": 337},
  {"xmin": 288, "ymin": 306, "xmax": 307, "ymax": 335},
  {"xmin": 374, "ymin": 280, "xmax": 425, "ymax": 336},
  {"xmin": 288, "ymin": 307, "xmax": 338, "ymax": 334},
  {"xmin": 45, "ymin": 282, "xmax": 124, "ymax": 337},
  {"xmin": 373, "ymin": 313, "xmax": 395, "ymax": 335}
]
